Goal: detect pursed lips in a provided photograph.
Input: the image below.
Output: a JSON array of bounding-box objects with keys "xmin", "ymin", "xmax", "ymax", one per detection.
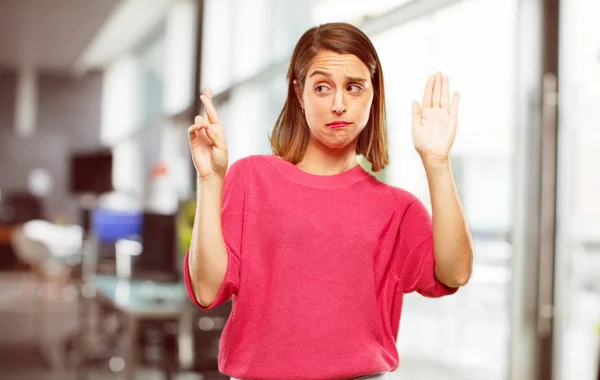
[{"xmin": 326, "ymin": 121, "xmax": 352, "ymax": 129}]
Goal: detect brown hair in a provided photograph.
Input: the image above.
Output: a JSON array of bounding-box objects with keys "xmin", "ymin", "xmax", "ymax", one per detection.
[{"xmin": 269, "ymin": 22, "xmax": 389, "ymax": 172}]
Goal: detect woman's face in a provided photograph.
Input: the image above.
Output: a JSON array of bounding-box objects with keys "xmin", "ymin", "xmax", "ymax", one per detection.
[{"xmin": 295, "ymin": 50, "xmax": 374, "ymax": 150}]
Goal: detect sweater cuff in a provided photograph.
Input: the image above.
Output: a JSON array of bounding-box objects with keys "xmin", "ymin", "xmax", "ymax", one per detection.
[{"xmin": 183, "ymin": 249, "xmax": 238, "ymax": 310}]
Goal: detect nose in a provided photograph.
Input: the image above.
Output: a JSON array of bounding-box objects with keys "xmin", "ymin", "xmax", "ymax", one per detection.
[{"xmin": 332, "ymin": 91, "xmax": 346, "ymax": 115}]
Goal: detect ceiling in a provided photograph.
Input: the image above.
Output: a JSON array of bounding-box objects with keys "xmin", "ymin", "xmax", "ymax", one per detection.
[{"xmin": 0, "ymin": 0, "xmax": 120, "ymax": 71}]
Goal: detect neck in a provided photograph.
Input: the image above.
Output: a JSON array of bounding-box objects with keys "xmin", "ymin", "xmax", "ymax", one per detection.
[{"xmin": 296, "ymin": 137, "xmax": 359, "ymax": 175}]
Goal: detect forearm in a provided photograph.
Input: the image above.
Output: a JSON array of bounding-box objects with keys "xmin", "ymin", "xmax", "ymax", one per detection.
[
  {"xmin": 189, "ymin": 176, "xmax": 229, "ymax": 306},
  {"xmin": 422, "ymin": 157, "xmax": 474, "ymax": 287}
]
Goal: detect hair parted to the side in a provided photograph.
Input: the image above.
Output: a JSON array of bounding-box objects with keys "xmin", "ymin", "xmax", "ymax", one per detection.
[{"xmin": 269, "ymin": 22, "xmax": 389, "ymax": 172}]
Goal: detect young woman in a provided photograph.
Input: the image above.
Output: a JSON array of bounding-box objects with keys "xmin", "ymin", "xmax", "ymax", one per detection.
[{"xmin": 185, "ymin": 22, "xmax": 474, "ymax": 380}]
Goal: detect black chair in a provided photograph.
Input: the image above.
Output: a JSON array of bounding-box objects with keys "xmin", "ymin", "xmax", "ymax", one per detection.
[
  {"xmin": 190, "ymin": 300, "xmax": 232, "ymax": 372},
  {"xmin": 144, "ymin": 299, "xmax": 233, "ymax": 379},
  {"xmin": 137, "ymin": 318, "xmax": 180, "ymax": 380},
  {"xmin": 1, "ymin": 191, "xmax": 45, "ymax": 224}
]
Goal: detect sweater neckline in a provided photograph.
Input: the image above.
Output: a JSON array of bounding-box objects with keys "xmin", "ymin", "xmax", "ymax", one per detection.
[{"xmin": 264, "ymin": 154, "xmax": 369, "ymax": 188}]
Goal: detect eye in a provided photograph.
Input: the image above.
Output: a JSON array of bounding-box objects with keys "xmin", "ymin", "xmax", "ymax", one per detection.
[
  {"xmin": 347, "ymin": 84, "xmax": 362, "ymax": 93},
  {"xmin": 315, "ymin": 85, "xmax": 331, "ymax": 94}
]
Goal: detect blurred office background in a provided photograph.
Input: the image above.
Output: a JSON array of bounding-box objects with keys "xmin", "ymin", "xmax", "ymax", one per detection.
[{"xmin": 0, "ymin": 0, "xmax": 598, "ymax": 379}]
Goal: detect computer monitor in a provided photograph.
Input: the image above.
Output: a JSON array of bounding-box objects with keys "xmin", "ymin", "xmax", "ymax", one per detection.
[
  {"xmin": 69, "ymin": 151, "xmax": 113, "ymax": 195},
  {"xmin": 133, "ymin": 212, "xmax": 180, "ymax": 282}
]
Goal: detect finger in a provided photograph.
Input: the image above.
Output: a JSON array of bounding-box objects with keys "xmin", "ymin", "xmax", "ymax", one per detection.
[
  {"xmin": 441, "ymin": 76, "xmax": 450, "ymax": 112},
  {"xmin": 188, "ymin": 122, "xmax": 207, "ymax": 137},
  {"xmin": 202, "ymin": 88, "xmax": 210, "ymax": 120},
  {"xmin": 432, "ymin": 71, "xmax": 442, "ymax": 108},
  {"xmin": 188, "ymin": 124, "xmax": 200, "ymax": 140},
  {"xmin": 450, "ymin": 92, "xmax": 460, "ymax": 117},
  {"xmin": 194, "ymin": 113, "xmax": 225, "ymax": 138},
  {"xmin": 422, "ymin": 76, "xmax": 434, "ymax": 109},
  {"xmin": 194, "ymin": 115, "xmax": 207, "ymax": 126},
  {"xmin": 204, "ymin": 125, "xmax": 226, "ymax": 151},
  {"xmin": 189, "ymin": 115, "xmax": 210, "ymax": 137},
  {"xmin": 200, "ymin": 91, "xmax": 221, "ymax": 125}
]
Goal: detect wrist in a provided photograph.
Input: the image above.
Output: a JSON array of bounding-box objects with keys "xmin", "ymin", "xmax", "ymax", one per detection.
[
  {"xmin": 421, "ymin": 155, "xmax": 450, "ymax": 168},
  {"xmin": 421, "ymin": 156, "xmax": 454, "ymax": 181},
  {"xmin": 198, "ymin": 174, "xmax": 224, "ymax": 187}
]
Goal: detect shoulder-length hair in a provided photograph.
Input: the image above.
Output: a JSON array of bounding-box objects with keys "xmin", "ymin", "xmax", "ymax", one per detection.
[{"xmin": 269, "ymin": 22, "xmax": 389, "ymax": 172}]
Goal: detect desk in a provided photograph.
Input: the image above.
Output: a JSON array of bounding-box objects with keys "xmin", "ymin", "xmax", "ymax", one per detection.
[{"xmin": 84, "ymin": 275, "xmax": 193, "ymax": 380}]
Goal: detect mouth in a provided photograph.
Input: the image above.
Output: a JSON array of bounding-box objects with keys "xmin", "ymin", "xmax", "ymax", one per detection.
[{"xmin": 326, "ymin": 121, "xmax": 352, "ymax": 129}]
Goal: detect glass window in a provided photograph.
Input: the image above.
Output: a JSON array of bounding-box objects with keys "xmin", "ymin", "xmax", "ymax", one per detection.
[
  {"xmin": 101, "ymin": 55, "xmax": 142, "ymax": 145},
  {"xmin": 136, "ymin": 24, "xmax": 166, "ymax": 126},
  {"xmin": 370, "ymin": 0, "xmax": 518, "ymax": 378},
  {"xmin": 163, "ymin": 0, "xmax": 198, "ymax": 115},
  {"xmin": 112, "ymin": 139, "xmax": 144, "ymax": 195},
  {"xmin": 201, "ymin": 0, "xmax": 234, "ymax": 94},
  {"xmin": 200, "ymin": 0, "xmax": 312, "ymax": 162},
  {"xmin": 310, "ymin": 0, "xmax": 413, "ymax": 24},
  {"xmin": 555, "ymin": 0, "xmax": 600, "ymax": 379}
]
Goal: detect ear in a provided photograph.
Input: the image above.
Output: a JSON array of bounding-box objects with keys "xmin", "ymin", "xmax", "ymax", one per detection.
[{"xmin": 293, "ymin": 79, "xmax": 304, "ymax": 109}]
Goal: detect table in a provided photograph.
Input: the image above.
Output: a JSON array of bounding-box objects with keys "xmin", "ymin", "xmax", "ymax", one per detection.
[{"xmin": 84, "ymin": 275, "xmax": 193, "ymax": 380}]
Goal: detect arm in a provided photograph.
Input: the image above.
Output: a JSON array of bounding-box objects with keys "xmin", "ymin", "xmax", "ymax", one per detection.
[
  {"xmin": 411, "ymin": 71, "xmax": 474, "ymax": 288},
  {"xmin": 188, "ymin": 176, "xmax": 229, "ymax": 307},
  {"xmin": 423, "ymin": 156, "xmax": 473, "ymax": 287}
]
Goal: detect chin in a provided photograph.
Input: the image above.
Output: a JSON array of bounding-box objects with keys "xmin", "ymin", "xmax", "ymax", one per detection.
[
  {"xmin": 308, "ymin": 127, "xmax": 359, "ymax": 148},
  {"xmin": 320, "ymin": 134, "xmax": 357, "ymax": 149}
]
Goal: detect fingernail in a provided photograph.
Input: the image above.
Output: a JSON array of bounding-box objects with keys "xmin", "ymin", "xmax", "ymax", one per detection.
[{"xmin": 194, "ymin": 115, "xmax": 201, "ymax": 124}]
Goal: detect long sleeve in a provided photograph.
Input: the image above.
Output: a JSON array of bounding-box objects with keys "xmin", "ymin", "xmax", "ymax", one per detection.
[
  {"xmin": 184, "ymin": 158, "xmax": 246, "ymax": 310},
  {"xmin": 395, "ymin": 197, "xmax": 458, "ymax": 298}
]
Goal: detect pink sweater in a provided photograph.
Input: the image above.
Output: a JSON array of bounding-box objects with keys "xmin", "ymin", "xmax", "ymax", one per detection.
[{"xmin": 184, "ymin": 154, "xmax": 458, "ymax": 380}]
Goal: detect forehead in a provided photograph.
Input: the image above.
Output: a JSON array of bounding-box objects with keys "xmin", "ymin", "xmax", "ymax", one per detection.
[{"xmin": 307, "ymin": 50, "xmax": 370, "ymax": 78}]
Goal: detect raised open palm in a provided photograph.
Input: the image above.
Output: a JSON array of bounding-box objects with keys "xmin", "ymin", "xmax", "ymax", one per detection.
[
  {"xmin": 411, "ymin": 71, "xmax": 460, "ymax": 162},
  {"xmin": 188, "ymin": 88, "xmax": 228, "ymax": 181}
]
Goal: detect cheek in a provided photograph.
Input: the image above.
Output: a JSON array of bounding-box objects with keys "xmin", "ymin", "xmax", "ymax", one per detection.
[
  {"xmin": 354, "ymin": 97, "xmax": 374, "ymax": 126},
  {"xmin": 305, "ymin": 99, "xmax": 329, "ymax": 123}
]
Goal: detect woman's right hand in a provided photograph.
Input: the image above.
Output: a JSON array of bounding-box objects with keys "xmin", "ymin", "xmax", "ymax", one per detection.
[{"xmin": 188, "ymin": 88, "xmax": 228, "ymax": 181}]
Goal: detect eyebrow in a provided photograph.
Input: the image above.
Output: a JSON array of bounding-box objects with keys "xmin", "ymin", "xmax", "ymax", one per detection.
[{"xmin": 308, "ymin": 69, "xmax": 367, "ymax": 83}]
